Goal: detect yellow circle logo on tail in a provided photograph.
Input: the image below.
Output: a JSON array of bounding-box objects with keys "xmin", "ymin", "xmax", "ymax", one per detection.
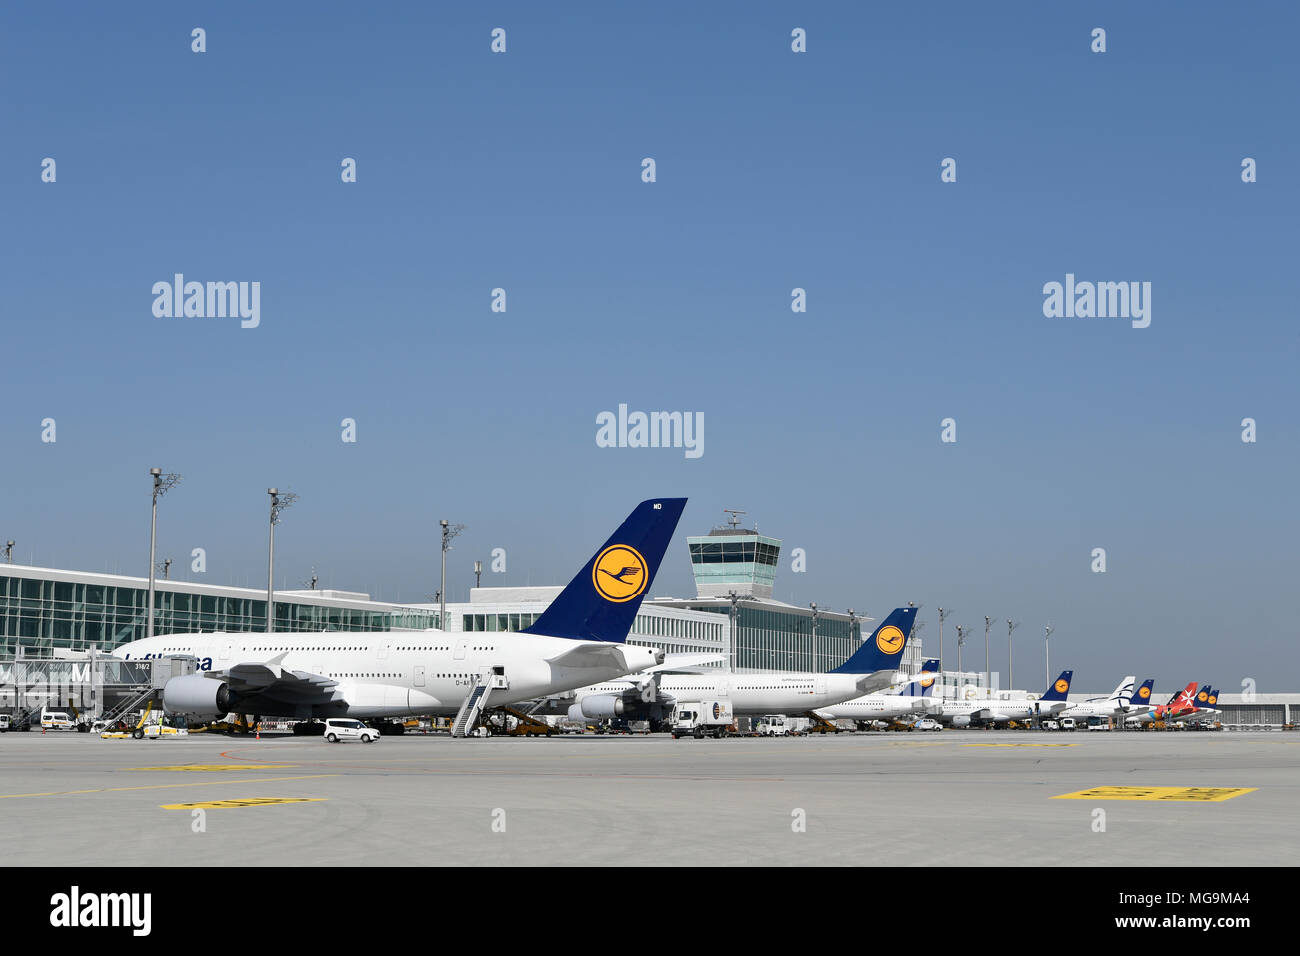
[
  {"xmin": 1198, "ymin": 691, "xmax": 1208, "ymax": 703},
  {"xmin": 875, "ymin": 625, "xmax": 905, "ymax": 655},
  {"xmin": 1054, "ymin": 678, "xmax": 1069, "ymax": 693},
  {"xmin": 1138, "ymin": 686, "xmax": 1151, "ymax": 699},
  {"xmin": 1208, "ymin": 694, "xmax": 1217, "ymax": 705},
  {"xmin": 920, "ymin": 678, "xmax": 934, "ymax": 689},
  {"xmin": 592, "ymin": 545, "xmax": 648, "ymax": 603}
]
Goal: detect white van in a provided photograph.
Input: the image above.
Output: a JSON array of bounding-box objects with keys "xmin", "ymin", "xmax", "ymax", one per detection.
[
  {"xmin": 323, "ymin": 718, "xmax": 379, "ymax": 743},
  {"xmin": 1059, "ymin": 717, "xmax": 1076, "ymax": 731},
  {"xmin": 0, "ymin": 714, "xmax": 11, "ymax": 732},
  {"xmin": 41, "ymin": 710, "xmax": 75, "ymax": 730}
]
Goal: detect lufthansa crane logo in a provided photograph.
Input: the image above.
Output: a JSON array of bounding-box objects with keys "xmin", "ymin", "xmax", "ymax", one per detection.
[
  {"xmin": 1198, "ymin": 691, "xmax": 1208, "ymax": 703},
  {"xmin": 875, "ymin": 625, "xmax": 905, "ymax": 655},
  {"xmin": 920, "ymin": 677, "xmax": 934, "ymax": 689},
  {"xmin": 1054, "ymin": 678, "xmax": 1069, "ymax": 693},
  {"xmin": 1208, "ymin": 693, "xmax": 1217, "ymax": 705},
  {"xmin": 592, "ymin": 544, "xmax": 648, "ymax": 603},
  {"xmin": 1138, "ymin": 686, "xmax": 1151, "ymax": 699}
]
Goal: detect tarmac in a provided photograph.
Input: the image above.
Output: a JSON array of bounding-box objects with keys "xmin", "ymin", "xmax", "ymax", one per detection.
[{"xmin": 1, "ymin": 729, "xmax": 1295, "ymax": 866}]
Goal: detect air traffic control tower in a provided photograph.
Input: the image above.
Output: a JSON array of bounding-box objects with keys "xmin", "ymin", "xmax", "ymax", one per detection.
[{"xmin": 686, "ymin": 510, "xmax": 781, "ymax": 599}]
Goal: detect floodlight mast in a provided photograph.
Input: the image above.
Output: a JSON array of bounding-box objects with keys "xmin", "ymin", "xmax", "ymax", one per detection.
[
  {"xmin": 267, "ymin": 488, "xmax": 298, "ymax": 632},
  {"xmin": 439, "ymin": 519, "xmax": 465, "ymax": 630},
  {"xmin": 146, "ymin": 467, "xmax": 182, "ymax": 640},
  {"xmin": 1007, "ymin": 620, "xmax": 1020, "ymax": 689},
  {"xmin": 1044, "ymin": 624, "xmax": 1055, "ymax": 689}
]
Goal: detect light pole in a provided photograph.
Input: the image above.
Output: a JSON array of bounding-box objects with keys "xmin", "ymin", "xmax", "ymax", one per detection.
[
  {"xmin": 474, "ymin": 560, "xmax": 482, "ymax": 590},
  {"xmin": 267, "ymin": 488, "xmax": 298, "ymax": 632},
  {"xmin": 984, "ymin": 615, "xmax": 993, "ymax": 695},
  {"xmin": 846, "ymin": 608, "xmax": 859, "ymax": 669},
  {"xmin": 147, "ymin": 467, "xmax": 182, "ymax": 640},
  {"xmin": 1007, "ymin": 619, "xmax": 1020, "ymax": 689},
  {"xmin": 439, "ymin": 519, "xmax": 465, "ymax": 631},
  {"xmin": 809, "ymin": 602, "xmax": 820, "ymax": 673},
  {"xmin": 4, "ymin": 540, "xmax": 13, "ymax": 563},
  {"xmin": 956, "ymin": 625, "xmax": 968, "ymax": 679},
  {"xmin": 1044, "ymin": 624, "xmax": 1055, "ymax": 689},
  {"xmin": 727, "ymin": 590, "xmax": 741, "ymax": 672},
  {"xmin": 937, "ymin": 607, "xmax": 950, "ymax": 675}
]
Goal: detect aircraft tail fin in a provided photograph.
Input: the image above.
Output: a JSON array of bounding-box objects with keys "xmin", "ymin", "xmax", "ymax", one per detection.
[
  {"xmin": 903, "ymin": 658, "xmax": 940, "ymax": 697},
  {"xmin": 1130, "ymin": 678, "xmax": 1154, "ymax": 706},
  {"xmin": 830, "ymin": 607, "xmax": 917, "ymax": 675},
  {"xmin": 522, "ymin": 498, "xmax": 686, "ymax": 643},
  {"xmin": 1040, "ymin": 670, "xmax": 1074, "ymax": 702}
]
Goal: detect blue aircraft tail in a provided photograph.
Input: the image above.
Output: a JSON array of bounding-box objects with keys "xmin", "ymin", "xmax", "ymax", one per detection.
[
  {"xmin": 830, "ymin": 607, "xmax": 917, "ymax": 675},
  {"xmin": 902, "ymin": 658, "xmax": 940, "ymax": 697},
  {"xmin": 1194, "ymin": 684, "xmax": 1212, "ymax": 708},
  {"xmin": 1206, "ymin": 688, "xmax": 1219, "ymax": 708},
  {"xmin": 1131, "ymin": 678, "xmax": 1154, "ymax": 707},
  {"xmin": 521, "ymin": 498, "xmax": 686, "ymax": 643},
  {"xmin": 1040, "ymin": 670, "xmax": 1074, "ymax": 702}
]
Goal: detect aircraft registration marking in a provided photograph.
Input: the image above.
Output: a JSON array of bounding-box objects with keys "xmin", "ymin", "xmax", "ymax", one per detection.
[
  {"xmin": 161, "ymin": 797, "xmax": 326, "ymax": 810},
  {"xmin": 1052, "ymin": 786, "xmax": 1256, "ymax": 802},
  {"xmin": 128, "ymin": 765, "xmax": 296, "ymax": 772}
]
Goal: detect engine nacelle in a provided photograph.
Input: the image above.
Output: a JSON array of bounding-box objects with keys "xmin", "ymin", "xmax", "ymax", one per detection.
[
  {"xmin": 163, "ymin": 674, "xmax": 231, "ymax": 716},
  {"xmin": 579, "ymin": 695, "xmax": 627, "ymax": 719},
  {"xmin": 949, "ymin": 715, "xmax": 971, "ymax": 728}
]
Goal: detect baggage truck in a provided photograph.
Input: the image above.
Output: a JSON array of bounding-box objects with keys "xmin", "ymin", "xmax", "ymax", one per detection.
[{"xmin": 671, "ymin": 700, "xmax": 734, "ymax": 739}]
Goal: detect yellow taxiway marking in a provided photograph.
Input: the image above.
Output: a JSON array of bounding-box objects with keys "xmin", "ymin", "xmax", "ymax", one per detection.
[
  {"xmin": 1053, "ymin": 786, "xmax": 1256, "ymax": 802},
  {"xmin": 966, "ymin": 743, "xmax": 1076, "ymax": 748},
  {"xmin": 0, "ymin": 774, "xmax": 338, "ymax": 800},
  {"xmin": 161, "ymin": 797, "xmax": 326, "ymax": 810},
  {"xmin": 126, "ymin": 765, "xmax": 296, "ymax": 772}
]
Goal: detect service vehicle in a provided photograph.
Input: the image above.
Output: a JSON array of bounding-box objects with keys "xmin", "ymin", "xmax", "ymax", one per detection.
[
  {"xmin": 755, "ymin": 714, "xmax": 789, "ymax": 737},
  {"xmin": 912, "ymin": 717, "xmax": 942, "ymax": 731},
  {"xmin": 323, "ymin": 717, "xmax": 379, "ymax": 743},
  {"xmin": 1059, "ymin": 717, "xmax": 1076, "ymax": 730},
  {"xmin": 671, "ymin": 699, "xmax": 734, "ymax": 739},
  {"xmin": 40, "ymin": 710, "xmax": 75, "ymax": 730},
  {"xmin": 0, "ymin": 714, "xmax": 11, "ymax": 732}
]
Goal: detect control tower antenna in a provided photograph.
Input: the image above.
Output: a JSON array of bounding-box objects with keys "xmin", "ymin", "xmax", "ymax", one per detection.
[{"xmin": 722, "ymin": 509, "xmax": 747, "ymax": 530}]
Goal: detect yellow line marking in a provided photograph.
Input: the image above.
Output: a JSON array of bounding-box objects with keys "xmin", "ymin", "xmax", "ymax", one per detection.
[
  {"xmin": 0, "ymin": 774, "xmax": 338, "ymax": 800},
  {"xmin": 966, "ymin": 743, "xmax": 1076, "ymax": 748},
  {"xmin": 161, "ymin": 797, "xmax": 326, "ymax": 810},
  {"xmin": 1052, "ymin": 786, "xmax": 1256, "ymax": 802},
  {"xmin": 126, "ymin": 765, "xmax": 296, "ymax": 772}
]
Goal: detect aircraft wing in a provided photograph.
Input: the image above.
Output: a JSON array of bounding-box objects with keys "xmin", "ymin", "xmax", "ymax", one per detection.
[{"xmin": 218, "ymin": 653, "xmax": 339, "ymax": 705}]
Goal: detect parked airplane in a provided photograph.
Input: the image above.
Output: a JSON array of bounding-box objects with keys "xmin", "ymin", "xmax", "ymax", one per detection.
[
  {"xmin": 1131, "ymin": 682, "xmax": 1199, "ymax": 725},
  {"xmin": 935, "ymin": 670, "xmax": 1074, "ymax": 727},
  {"xmin": 566, "ymin": 606, "xmax": 920, "ymax": 723},
  {"xmin": 813, "ymin": 658, "xmax": 940, "ymax": 726},
  {"xmin": 113, "ymin": 498, "xmax": 687, "ymax": 723},
  {"xmin": 1168, "ymin": 685, "xmax": 1217, "ymax": 724},
  {"xmin": 1057, "ymin": 677, "xmax": 1155, "ymax": 722}
]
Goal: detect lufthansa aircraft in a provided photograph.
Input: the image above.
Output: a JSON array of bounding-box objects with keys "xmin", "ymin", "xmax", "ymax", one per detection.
[
  {"xmin": 813, "ymin": 658, "xmax": 941, "ymax": 725},
  {"xmin": 114, "ymin": 498, "xmax": 687, "ymax": 722},
  {"xmin": 566, "ymin": 606, "xmax": 920, "ymax": 721}
]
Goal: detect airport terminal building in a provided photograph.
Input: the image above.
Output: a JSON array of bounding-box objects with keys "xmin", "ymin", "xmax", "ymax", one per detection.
[{"xmin": 0, "ymin": 515, "xmax": 903, "ymax": 677}]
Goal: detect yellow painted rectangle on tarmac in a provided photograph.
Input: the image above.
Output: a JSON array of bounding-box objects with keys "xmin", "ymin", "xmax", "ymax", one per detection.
[
  {"xmin": 161, "ymin": 797, "xmax": 326, "ymax": 810},
  {"xmin": 128, "ymin": 765, "xmax": 295, "ymax": 772},
  {"xmin": 1053, "ymin": 786, "xmax": 1256, "ymax": 802}
]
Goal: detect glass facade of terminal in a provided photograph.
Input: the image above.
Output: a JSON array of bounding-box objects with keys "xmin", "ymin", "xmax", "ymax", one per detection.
[
  {"xmin": 699, "ymin": 605, "xmax": 860, "ymax": 672},
  {"xmin": 462, "ymin": 607, "xmax": 726, "ymax": 662},
  {"xmin": 0, "ymin": 574, "xmax": 440, "ymax": 657}
]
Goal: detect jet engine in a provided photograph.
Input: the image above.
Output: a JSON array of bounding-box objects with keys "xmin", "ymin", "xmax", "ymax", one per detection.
[
  {"xmin": 162, "ymin": 674, "xmax": 231, "ymax": 716},
  {"xmin": 949, "ymin": 715, "xmax": 971, "ymax": 728},
  {"xmin": 577, "ymin": 695, "xmax": 628, "ymax": 719}
]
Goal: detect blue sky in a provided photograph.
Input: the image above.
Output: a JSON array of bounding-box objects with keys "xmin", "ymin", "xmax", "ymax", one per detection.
[{"xmin": 1, "ymin": 2, "xmax": 1296, "ymax": 690}]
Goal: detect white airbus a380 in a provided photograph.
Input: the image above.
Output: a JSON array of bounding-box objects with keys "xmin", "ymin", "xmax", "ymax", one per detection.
[{"xmin": 113, "ymin": 498, "xmax": 687, "ymax": 724}]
